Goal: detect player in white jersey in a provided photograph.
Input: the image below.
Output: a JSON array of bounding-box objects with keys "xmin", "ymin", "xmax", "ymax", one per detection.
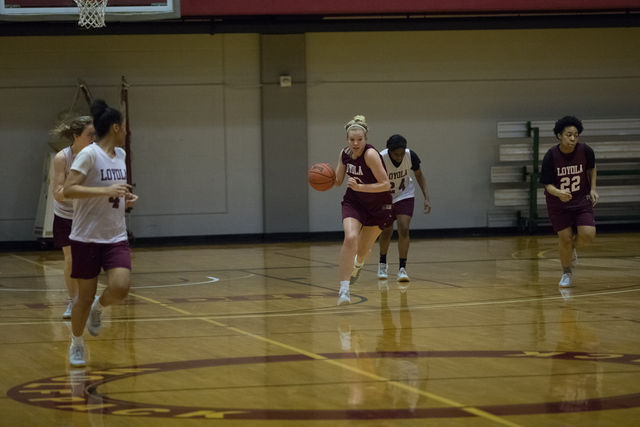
[
  {"xmin": 49, "ymin": 116, "xmax": 95, "ymax": 318},
  {"xmin": 63, "ymin": 100, "xmax": 138, "ymax": 367},
  {"xmin": 377, "ymin": 135, "xmax": 431, "ymax": 283}
]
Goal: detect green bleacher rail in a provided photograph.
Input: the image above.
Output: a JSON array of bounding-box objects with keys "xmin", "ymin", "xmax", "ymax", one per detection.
[{"xmin": 524, "ymin": 121, "xmax": 540, "ymax": 233}]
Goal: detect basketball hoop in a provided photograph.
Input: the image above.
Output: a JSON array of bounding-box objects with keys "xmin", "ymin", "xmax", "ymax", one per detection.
[{"xmin": 74, "ymin": 0, "xmax": 108, "ymax": 29}]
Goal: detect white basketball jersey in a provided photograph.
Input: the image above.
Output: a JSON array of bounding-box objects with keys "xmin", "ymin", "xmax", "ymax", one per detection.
[
  {"xmin": 53, "ymin": 146, "xmax": 75, "ymax": 220},
  {"xmin": 380, "ymin": 148, "xmax": 415, "ymax": 203},
  {"xmin": 68, "ymin": 143, "xmax": 128, "ymax": 244}
]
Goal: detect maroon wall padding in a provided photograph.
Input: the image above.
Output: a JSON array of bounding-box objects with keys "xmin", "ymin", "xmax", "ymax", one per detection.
[{"xmin": 180, "ymin": 0, "xmax": 640, "ymax": 17}]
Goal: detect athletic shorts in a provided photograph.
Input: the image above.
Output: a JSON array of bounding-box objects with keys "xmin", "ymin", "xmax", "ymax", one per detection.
[
  {"xmin": 53, "ymin": 215, "xmax": 72, "ymax": 249},
  {"xmin": 342, "ymin": 199, "xmax": 395, "ymax": 230},
  {"xmin": 70, "ymin": 240, "xmax": 131, "ymax": 279},
  {"xmin": 546, "ymin": 201, "xmax": 596, "ymax": 233},
  {"xmin": 393, "ymin": 197, "xmax": 415, "ymax": 217}
]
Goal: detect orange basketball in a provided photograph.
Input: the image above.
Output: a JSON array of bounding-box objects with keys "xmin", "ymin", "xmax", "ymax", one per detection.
[{"xmin": 308, "ymin": 163, "xmax": 336, "ymax": 191}]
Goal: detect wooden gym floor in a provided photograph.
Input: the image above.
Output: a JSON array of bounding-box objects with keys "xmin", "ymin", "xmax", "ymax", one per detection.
[{"xmin": 1, "ymin": 232, "xmax": 640, "ymax": 426}]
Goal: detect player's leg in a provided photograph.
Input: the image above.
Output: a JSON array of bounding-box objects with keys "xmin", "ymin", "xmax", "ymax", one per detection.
[
  {"xmin": 68, "ymin": 240, "xmax": 101, "ymax": 366},
  {"xmin": 338, "ymin": 217, "xmax": 362, "ymax": 305},
  {"xmin": 356, "ymin": 225, "xmax": 383, "ymax": 264},
  {"xmin": 574, "ymin": 205, "xmax": 596, "ymax": 249},
  {"xmin": 547, "ymin": 205, "xmax": 575, "ymax": 287},
  {"xmin": 54, "ymin": 215, "xmax": 76, "ymax": 319},
  {"xmin": 557, "ymin": 227, "xmax": 574, "ymax": 287},
  {"xmin": 396, "ymin": 215, "xmax": 412, "ymax": 259},
  {"xmin": 88, "ymin": 241, "xmax": 132, "ymax": 334},
  {"xmin": 396, "ymin": 214, "xmax": 412, "ymax": 281},
  {"xmin": 377, "ymin": 224, "xmax": 393, "ymax": 279},
  {"xmin": 350, "ymin": 224, "xmax": 383, "ymax": 285},
  {"xmin": 340, "ymin": 217, "xmax": 362, "ymax": 282},
  {"xmin": 101, "ymin": 267, "xmax": 131, "ymax": 306},
  {"xmin": 575, "ymin": 225, "xmax": 596, "ymax": 248},
  {"xmin": 70, "ymin": 276, "xmax": 98, "ymax": 367},
  {"xmin": 71, "ymin": 277, "xmax": 98, "ymax": 338},
  {"xmin": 61, "ymin": 245, "xmax": 77, "ymax": 319}
]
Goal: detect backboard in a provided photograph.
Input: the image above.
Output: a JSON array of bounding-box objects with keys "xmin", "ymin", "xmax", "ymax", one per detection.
[{"xmin": 0, "ymin": 0, "xmax": 179, "ymax": 21}]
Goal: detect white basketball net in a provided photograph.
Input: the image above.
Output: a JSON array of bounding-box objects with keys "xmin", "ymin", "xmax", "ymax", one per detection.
[{"xmin": 74, "ymin": 0, "xmax": 109, "ymax": 29}]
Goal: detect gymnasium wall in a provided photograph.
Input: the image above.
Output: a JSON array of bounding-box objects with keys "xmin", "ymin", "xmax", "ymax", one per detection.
[
  {"xmin": 306, "ymin": 27, "xmax": 640, "ymax": 231},
  {"xmin": 0, "ymin": 26, "xmax": 639, "ymax": 241},
  {"xmin": 0, "ymin": 34, "xmax": 263, "ymax": 241}
]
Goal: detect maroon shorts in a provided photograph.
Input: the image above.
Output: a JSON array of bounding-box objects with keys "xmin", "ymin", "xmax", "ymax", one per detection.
[
  {"xmin": 393, "ymin": 197, "xmax": 415, "ymax": 217},
  {"xmin": 342, "ymin": 199, "xmax": 394, "ymax": 230},
  {"xmin": 53, "ymin": 215, "xmax": 72, "ymax": 249},
  {"xmin": 70, "ymin": 240, "xmax": 131, "ymax": 279},
  {"xmin": 546, "ymin": 201, "xmax": 596, "ymax": 233}
]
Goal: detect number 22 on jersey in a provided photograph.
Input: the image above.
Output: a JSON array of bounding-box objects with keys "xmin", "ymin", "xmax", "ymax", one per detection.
[{"xmin": 560, "ymin": 176, "xmax": 580, "ymax": 192}]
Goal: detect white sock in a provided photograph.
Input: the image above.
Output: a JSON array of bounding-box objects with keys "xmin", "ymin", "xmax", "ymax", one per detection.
[
  {"xmin": 339, "ymin": 280, "xmax": 350, "ymax": 291},
  {"xmin": 71, "ymin": 335, "xmax": 84, "ymax": 346}
]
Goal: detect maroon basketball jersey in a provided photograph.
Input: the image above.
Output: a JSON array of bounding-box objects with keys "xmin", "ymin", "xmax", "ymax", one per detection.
[
  {"xmin": 544, "ymin": 142, "xmax": 592, "ymax": 209},
  {"xmin": 341, "ymin": 144, "xmax": 392, "ymax": 205},
  {"xmin": 342, "ymin": 144, "xmax": 384, "ymax": 184}
]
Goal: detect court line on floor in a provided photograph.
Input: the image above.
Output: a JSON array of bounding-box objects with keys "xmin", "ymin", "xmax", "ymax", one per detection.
[
  {"xmin": 5, "ymin": 255, "xmax": 231, "ymax": 291},
  {"xmin": 128, "ymin": 290, "xmax": 522, "ymax": 427},
  {"xmin": 3, "ymin": 286, "xmax": 640, "ymax": 327},
  {"xmin": 0, "ymin": 276, "xmax": 223, "ymax": 292}
]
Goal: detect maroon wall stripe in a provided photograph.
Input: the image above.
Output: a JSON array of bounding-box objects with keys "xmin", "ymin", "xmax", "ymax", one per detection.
[{"xmin": 180, "ymin": 0, "xmax": 640, "ymax": 17}]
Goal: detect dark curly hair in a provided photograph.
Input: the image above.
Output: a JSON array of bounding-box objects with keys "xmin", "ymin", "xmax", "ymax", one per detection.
[
  {"xmin": 553, "ymin": 116, "xmax": 583, "ymax": 138},
  {"xmin": 386, "ymin": 134, "xmax": 407, "ymax": 150}
]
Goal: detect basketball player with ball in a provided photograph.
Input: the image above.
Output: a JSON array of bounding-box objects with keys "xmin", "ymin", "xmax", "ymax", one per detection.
[{"xmin": 331, "ymin": 115, "xmax": 393, "ymax": 305}]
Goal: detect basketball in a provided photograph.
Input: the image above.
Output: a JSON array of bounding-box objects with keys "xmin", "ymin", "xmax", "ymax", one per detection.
[{"xmin": 308, "ymin": 163, "xmax": 336, "ymax": 191}]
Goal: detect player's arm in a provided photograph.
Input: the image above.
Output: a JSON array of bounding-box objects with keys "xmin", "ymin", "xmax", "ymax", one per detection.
[
  {"xmin": 540, "ymin": 150, "xmax": 571, "ymax": 202},
  {"xmin": 544, "ymin": 183, "xmax": 571, "ymax": 202},
  {"xmin": 586, "ymin": 146, "xmax": 598, "ymax": 206},
  {"xmin": 64, "ymin": 169, "xmax": 132, "ymax": 199},
  {"xmin": 125, "ymin": 192, "xmax": 139, "ymax": 209},
  {"xmin": 349, "ymin": 148, "xmax": 390, "ymax": 193},
  {"xmin": 334, "ymin": 149, "xmax": 347, "ymax": 186},
  {"xmin": 413, "ymin": 168, "xmax": 431, "ymax": 214},
  {"xmin": 51, "ymin": 151, "xmax": 68, "ymax": 203},
  {"xmin": 588, "ymin": 165, "xmax": 598, "ymax": 206}
]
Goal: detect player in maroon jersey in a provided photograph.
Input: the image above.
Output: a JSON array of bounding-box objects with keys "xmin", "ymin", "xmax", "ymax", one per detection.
[
  {"xmin": 333, "ymin": 115, "xmax": 393, "ymax": 305},
  {"xmin": 540, "ymin": 116, "xmax": 598, "ymax": 288}
]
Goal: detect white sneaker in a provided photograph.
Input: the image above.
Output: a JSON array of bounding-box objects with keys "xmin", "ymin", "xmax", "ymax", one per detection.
[
  {"xmin": 87, "ymin": 296, "xmax": 102, "ymax": 336},
  {"xmin": 69, "ymin": 342, "xmax": 86, "ymax": 367},
  {"xmin": 63, "ymin": 299, "xmax": 72, "ymax": 319},
  {"xmin": 377, "ymin": 263, "xmax": 388, "ymax": 279},
  {"xmin": 558, "ymin": 273, "xmax": 572, "ymax": 287},
  {"xmin": 350, "ymin": 256, "xmax": 364, "ymax": 286},
  {"xmin": 337, "ymin": 288, "xmax": 351, "ymax": 306},
  {"xmin": 397, "ymin": 267, "xmax": 410, "ymax": 282}
]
